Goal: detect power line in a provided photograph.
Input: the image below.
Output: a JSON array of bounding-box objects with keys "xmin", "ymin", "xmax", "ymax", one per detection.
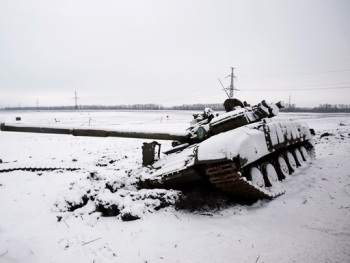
[
  {"xmin": 159, "ymin": 66, "xmax": 350, "ymax": 104},
  {"xmin": 240, "ymin": 69, "xmax": 350, "ymax": 78},
  {"xmin": 238, "ymin": 58, "xmax": 350, "ymax": 69},
  {"xmin": 244, "ymin": 86, "xmax": 350, "ymax": 92},
  {"xmin": 275, "ymin": 81, "xmax": 350, "ymax": 89}
]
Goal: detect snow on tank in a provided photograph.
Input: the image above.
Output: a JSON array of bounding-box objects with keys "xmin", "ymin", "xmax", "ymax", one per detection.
[{"xmin": 137, "ymin": 98, "xmax": 315, "ymax": 200}]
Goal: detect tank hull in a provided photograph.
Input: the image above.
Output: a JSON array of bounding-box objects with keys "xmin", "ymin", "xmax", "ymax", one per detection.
[{"xmin": 143, "ymin": 118, "xmax": 315, "ymax": 199}]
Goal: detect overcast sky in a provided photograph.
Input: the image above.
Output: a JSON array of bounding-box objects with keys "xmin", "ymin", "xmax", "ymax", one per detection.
[{"xmin": 1, "ymin": 0, "xmax": 349, "ymax": 108}]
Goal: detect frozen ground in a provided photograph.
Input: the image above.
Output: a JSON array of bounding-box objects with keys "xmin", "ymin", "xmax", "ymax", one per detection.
[{"xmin": 0, "ymin": 110, "xmax": 349, "ymax": 263}]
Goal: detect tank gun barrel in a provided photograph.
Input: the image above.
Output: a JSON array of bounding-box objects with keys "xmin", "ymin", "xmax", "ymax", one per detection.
[
  {"xmin": 1, "ymin": 100, "xmax": 284, "ymax": 145},
  {"xmin": 0, "ymin": 123, "xmax": 188, "ymax": 142}
]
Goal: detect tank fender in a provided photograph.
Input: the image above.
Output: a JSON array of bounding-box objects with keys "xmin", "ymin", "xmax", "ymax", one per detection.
[
  {"xmin": 195, "ymin": 126, "xmax": 270, "ymax": 167},
  {"xmin": 299, "ymin": 122, "xmax": 313, "ymax": 139}
]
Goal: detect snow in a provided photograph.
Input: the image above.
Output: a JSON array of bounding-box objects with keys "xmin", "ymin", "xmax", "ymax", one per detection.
[
  {"xmin": 210, "ymin": 107, "xmax": 248, "ymax": 126},
  {"xmin": 197, "ymin": 125, "xmax": 270, "ymax": 166},
  {"xmin": 150, "ymin": 145, "xmax": 196, "ymax": 178},
  {"xmin": 1, "ymin": 110, "xmax": 350, "ymax": 262}
]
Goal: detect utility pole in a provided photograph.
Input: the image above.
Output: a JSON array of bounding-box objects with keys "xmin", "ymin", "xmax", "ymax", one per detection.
[
  {"xmin": 288, "ymin": 95, "xmax": 291, "ymax": 108},
  {"xmin": 219, "ymin": 67, "xmax": 238, "ymax": 99},
  {"xmin": 229, "ymin": 67, "xmax": 235, "ymax": 98},
  {"xmin": 36, "ymin": 99, "xmax": 39, "ymax": 111},
  {"xmin": 74, "ymin": 91, "xmax": 79, "ymax": 109}
]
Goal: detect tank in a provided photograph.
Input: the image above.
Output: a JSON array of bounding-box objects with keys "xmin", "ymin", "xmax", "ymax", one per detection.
[{"xmin": 0, "ymin": 99, "xmax": 315, "ymax": 200}]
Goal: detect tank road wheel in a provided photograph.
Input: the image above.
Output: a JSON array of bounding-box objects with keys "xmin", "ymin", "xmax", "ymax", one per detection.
[
  {"xmin": 286, "ymin": 151, "xmax": 297, "ymax": 173},
  {"xmin": 263, "ymin": 163, "xmax": 279, "ymax": 187},
  {"xmin": 249, "ymin": 166, "xmax": 265, "ymax": 188},
  {"xmin": 293, "ymin": 148, "xmax": 304, "ymax": 167},
  {"xmin": 299, "ymin": 146, "xmax": 310, "ymax": 162},
  {"xmin": 276, "ymin": 155, "xmax": 290, "ymax": 179}
]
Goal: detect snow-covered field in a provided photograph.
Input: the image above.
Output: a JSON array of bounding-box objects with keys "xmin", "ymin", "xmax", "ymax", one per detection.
[{"xmin": 0, "ymin": 110, "xmax": 349, "ymax": 263}]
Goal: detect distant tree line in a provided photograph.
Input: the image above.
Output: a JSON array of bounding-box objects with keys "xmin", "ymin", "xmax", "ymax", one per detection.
[
  {"xmin": 2, "ymin": 104, "xmax": 166, "ymax": 111},
  {"xmin": 281, "ymin": 104, "xmax": 350, "ymax": 113},
  {"xmin": 2, "ymin": 106, "xmax": 78, "ymax": 110},
  {"xmin": 172, "ymin": 103, "xmax": 224, "ymax": 111},
  {"xmin": 2, "ymin": 103, "xmax": 350, "ymax": 113},
  {"xmin": 80, "ymin": 104, "xmax": 165, "ymax": 110},
  {"xmin": 2, "ymin": 103, "xmax": 224, "ymax": 111}
]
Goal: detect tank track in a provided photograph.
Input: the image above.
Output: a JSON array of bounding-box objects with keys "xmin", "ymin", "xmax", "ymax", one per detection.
[
  {"xmin": 204, "ymin": 143, "xmax": 314, "ymax": 200},
  {"xmin": 205, "ymin": 162, "xmax": 283, "ymax": 200},
  {"xmin": 0, "ymin": 163, "xmax": 80, "ymax": 173}
]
